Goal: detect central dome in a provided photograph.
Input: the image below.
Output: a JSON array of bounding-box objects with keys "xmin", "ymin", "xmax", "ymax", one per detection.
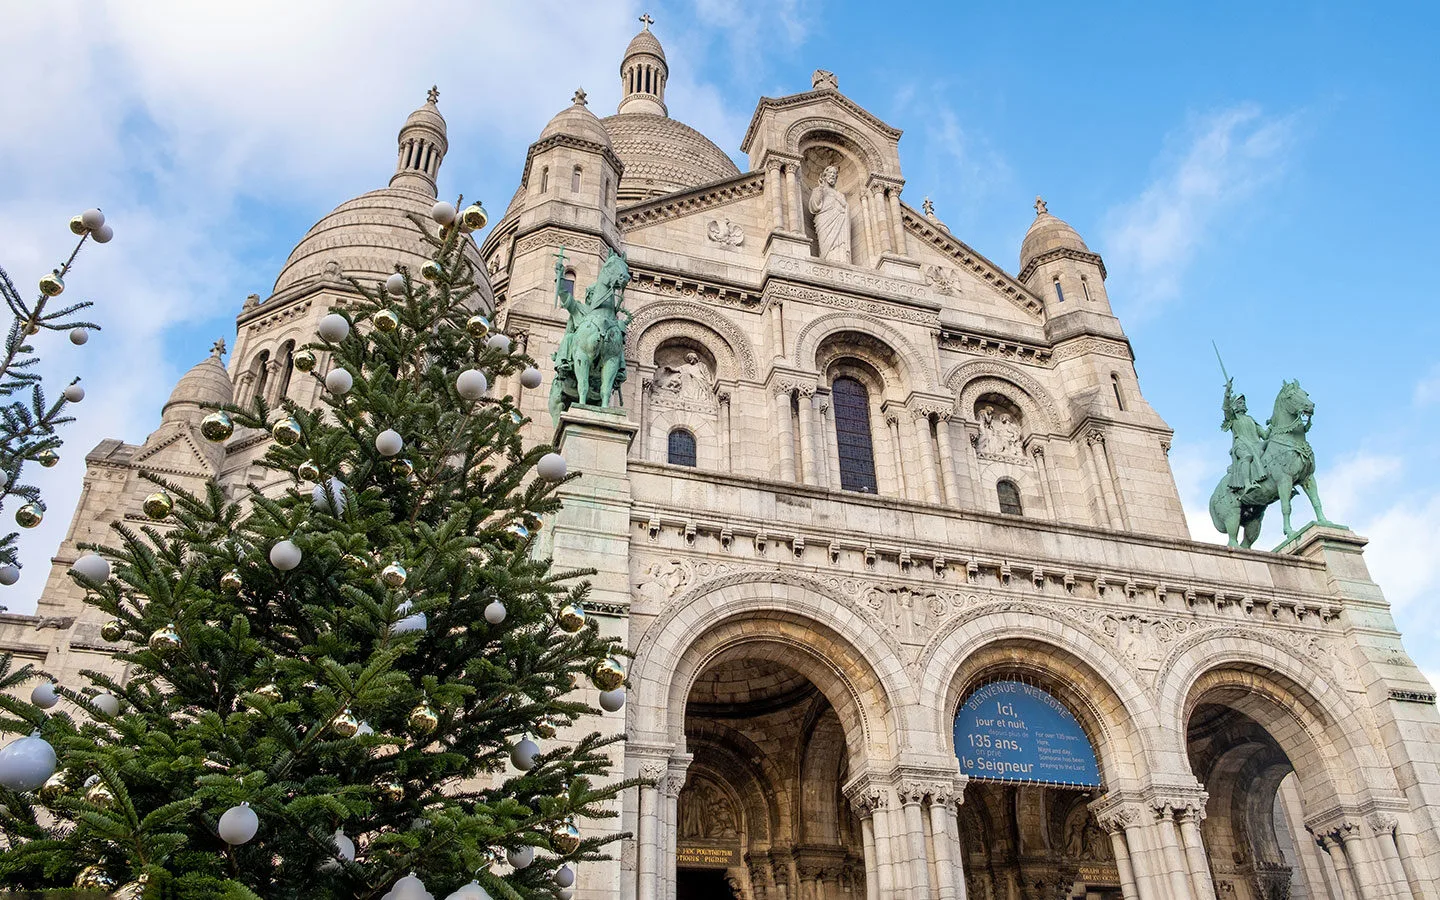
[{"xmin": 602, "ymin": 113, "xmax": 741, "ymax": 204}]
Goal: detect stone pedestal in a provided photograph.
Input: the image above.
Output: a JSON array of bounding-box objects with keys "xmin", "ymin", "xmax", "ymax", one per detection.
[{"xmin": 549, "ymin": 405, "xmax": 639, "ymax": 900}]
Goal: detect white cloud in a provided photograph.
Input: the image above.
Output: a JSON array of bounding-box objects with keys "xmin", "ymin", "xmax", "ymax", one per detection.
[
  {"xmin": 0, "ymin": 1, "xmax": 646, "ymax": 613},
  {"xmin": 1102, "ymin": 104, "xmax": 1298, "ymax": 314},
  {"xmin": 1415, "ymin": 363, "xmax": 1440, "ymax": 406},
  {"xmin": 1168, "ymin": 437, "xmax": 1229, "ymax": 545}
]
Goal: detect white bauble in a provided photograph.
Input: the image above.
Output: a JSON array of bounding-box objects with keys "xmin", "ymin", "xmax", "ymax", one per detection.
[
  {"xmin": 311, "ymin": 477, "xmax": 347, "ymax": 515},
  {"xmin": 392, "ymin": 612, "xmax": 427, "ymax": 634},
  {"xmin": 0, "ymin": 565, "xmax": 19, "ymax": 586},
  {"xmin": 519, "ymin": 366, "xmax": 543, "ymax": 389},
  {"xmin": 484, "ymin": 333, "xmax": 511, "ymax": 354},
  {"xmin": 510, "ymin": 737, "xmax": 539, "ymax": 771},
  {"xmin": 455, "ymin": 369, "xmax": 488, "ymax": 400},
  {"xmin": 443, "ymin": 880, "xmax": 493, "ymax": 900},
  {"xmin": 357, "ymin": 721, "xmax": 375, "ymax": 736},
  {"xmin": 69, "ymin": 327, "xmax": 89, "ymax": 345},
  {"xmin": 506, "ymin": 845, "xmax": 534, "ymax": 869},
  {"xmin": 30, "ymin": 682, "xmax": 60, "ymax": 709},
  {"xmin": 431, "ymin": 201, "xmax": 457, "ymax": 226},
  {"xmin": 81, "ymin": 208, "xmax": 106, "ymax": 230},
  {"xmin": 318, "ymin": 313, "xmax": 350, "ymax": 342},
  {"xmin": 553, "ymin": 864, "xmax": 575, "ymax": 888},
  {"xmin": 91, "ymin": 223, "xmax": 114, "ymax": 243},
  {"xmin": 325, "ymin": 368, "xmax": 354, "ymax": 395},
  {"xmin": 598, "ymin": 689, "xmax": 626, "ymax": 712},
  {"xmin": 320, "ymin": 828, "xmax": 356, "ymax": 872},
  {"xmin": 63, "ymin": 384, "xmax": 84, "ymax": 402},
  {"xmin": 386, "ymin": 272, "xmax": 408, "ymax": 296},
  {"xmin": 92, "ymin": 692, "xmax": 120, "ymax": 716},
  {"xmin": 557, "ymin": 889, "xmax": 573, "ymax": 900},
  {"xmin": 0, "ymin": 732, "xmax": 56, "ymax": 791},
  {"xmin": 536, "ymin": 452, "xmax": 567, "ymax": 481},
  {"xmin": 388, "ymin": 872, "xmax": 432, "ymax": 900},
  {"xmin": 218, "ymin": 801, "xmax": 259, "ymax": 844},
  {"xmin": 72, "ymin": 553, "xmax": 110, "ymax": 582},
  {"xmin": 375, "ymin": 429, "xmax": 404, "ymax": 457},
  {"xmin": 269, "ymin": 540, "xmax": 302, "ymax": 571},
  {"xmin": 483, "ymin": 600, "xmax": 507, "ymax": 625}
]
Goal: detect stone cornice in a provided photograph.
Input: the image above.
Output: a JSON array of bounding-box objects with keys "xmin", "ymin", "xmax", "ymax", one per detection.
[
  {"xmin": 741, "ymin": 88, "xmax": 903, "ymax": 155},
  {"xmin": 901, "ymin": 205, "xmax": 1045, "ymax": 320},
  {"xmin": 1018, "ymin": 246, "xmax": 1108, "ymax": 282},
  {"xmin": 939, "ymin": 329, "xmax": 1055, "ymax": 367},
  {"xmin": 517, "ymin": 133, "xmax": 626, "ymax": 194},
  {"xmin": 627, "ymin": 268, "xmax": 763, "ymax": 309},
  {"xmin": 617, "ymin": 171, "xmax": 767, "ymax": 230}
]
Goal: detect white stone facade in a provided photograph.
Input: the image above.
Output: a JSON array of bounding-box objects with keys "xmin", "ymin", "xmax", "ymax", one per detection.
[{"xmin": 6, "ymin": 22, "xmax": 1440, "ymax": 900}]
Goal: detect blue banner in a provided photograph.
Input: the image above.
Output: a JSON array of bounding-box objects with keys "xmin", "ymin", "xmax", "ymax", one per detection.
[{"xmin": 953, "ymin": 681, "xmax": 1102, "ymax": 788}]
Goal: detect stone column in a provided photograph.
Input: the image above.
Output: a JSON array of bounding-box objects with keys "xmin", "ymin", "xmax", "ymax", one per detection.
[
  {"xmin": 1369, "ymin": 814, "xmax": 1413, "ymax": 900},
  {"xmin": 871, "ymin": 185, "xmax": 893, "ymax": 254},
  {"xmin": 1100, "ymin": 803, "xmax": 1163, "ymax": 900},
  {"xmin": 820, "ymin": 397, "xmax": 841, "ymax": 490},
  {"xmin": 768, "ymin": 162, "xmax": 786, "ymax": 233},
  {"xmin": 789, "ymin": 164, "xmax": 806, "ymax": 235},
  {"xmin": 859, "ymin": 816, "xmax": 880, "ymax": 900},
  {"xmin": 912, "ymin": 410, "xmax": 942, "ymax": 504},
  {"xmin": 769, "ymin": 300, "xmax": 785, "ymax": 360},
  {"xmin": 858, "ymin": 190, "xmax": 878, "ymax": 263},
  {"xmin": 1337, "ymin": 823, "xmax": 1388, "ymax": 900},
  {"xmin": 898, "ymin": 782, "xmax": 933, "ymax": 898},
  {"xmin": 1084, "ymin": 431, "xmax": 1120, "ymax": 528},
  {"xmin": 637, "ymin": 773, "xmax": 662, "ymax": 899},
  {"xmin": 887, "ymin": 188, "xmax": 907, "ymax": 256},
  {"xmin": 1090, "ymin": 430, "xmax": 1129, "ymax": 529},
  {"xmin": 934, "ymin": 413, "xmax": 961, "ymax": 506},
  {"xmin": 719, "ymin": 391, "xmax": 733, "ymax": 473},
  {"xmin": 635, "ymin": 378, "xmax": 651, "ymax": 460},
  {"xmin": 774, "ymin": 385, "xmax": 797, "ymax": 482},
  {"xmin": 661, "ymin": 763, "xmax": 687, "ymax": 900},
  {"xmin": 1176, "ymin": 803, "xmax": 1216, "ymax": 900},
  {"xmin": 886, "ymin": 412, "xmax": 910, "ymax": 500},
  {"xmin": 1098, "ymin": 814, "xmax": 1141, "ymax": 900},
  {"xmin": 927, "ymin": 784, "xmax": 965, "ymax": 900},
  {"xmin": 1031, "ymin": 445, "xmax": 1056, "ymax": 518},
  {"xmin": 1152, "ymin": 803, "xmax": 1196, "ymax": 900},
  {"xmin": 797, "ymin": 386, "xmax": 818, "ymax": 486},
  {"xmin": 264, "ymin": 358, "xmax": 283, "ymax": 406},
  {"xmin": 1320, "ymin": 833, "xmax": 1363, "ymax": 900}
]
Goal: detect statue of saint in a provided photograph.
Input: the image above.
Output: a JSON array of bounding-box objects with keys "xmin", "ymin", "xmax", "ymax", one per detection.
[
  {"xmin": 807, "ymin": 165, "xmax": 851, "ymax": 264},
  {"xmin": 1221, "ymin": 378, "xmax": 1267, "ymax": 494},
  {"xmin": 656, "ymin": 351, "xmax": 713, "ymax": 403}
]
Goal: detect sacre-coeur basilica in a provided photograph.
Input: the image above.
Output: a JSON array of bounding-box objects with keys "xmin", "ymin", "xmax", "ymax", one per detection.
[{"xmin": 5, "ymin": 17, "xmax": 1439, "ymax": 900}]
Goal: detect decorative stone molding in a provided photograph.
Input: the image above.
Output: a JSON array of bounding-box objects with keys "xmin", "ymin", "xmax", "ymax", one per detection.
[
  {"xmin": 940, "ymin": 330, "xmax": 1054, "ymax": 367},
  {"xmin": 901, "ymin": 209, "xmax": 1045, "ymax": 319},
  {"xmin": 1051, "ymin": 335, "xmax": 1133, "ymax": 364},
  {"xmin": 706, "ymin": 218, "xmax": 745, "ymax": 247},
  {"xmin": 617, "ymin": 172, "xmax": 766, "ymax": 228},
  {"xmin": 767, "ymin": 270, "xmax": 940, "ymax": 324},
  {"xmin": 627, "ymin": 300, "xmax": 758, "ymax": 380},
  {"xmin": 513, "ymin": 227, "xmax": 607, "ymax": 260},
  {"xmin": 946, "ymin": 360, "xmax": 1063, "ymax": 434},
  {"xmin": 792, "ymin": 310, "xmax": 939, "ymax": 388},
  {"xmin": 628, "ymin": 270, "xmax": 761, "ymax": 307},
  {"xmin": 1016, "ymin": 245, "xmax": 1108, "ymax": 283},
  {"xmin": 780, "ymin": 116, "xmax": 889, "ymax": 173}
]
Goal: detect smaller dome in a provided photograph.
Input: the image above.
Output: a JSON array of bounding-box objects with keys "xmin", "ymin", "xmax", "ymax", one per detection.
[
  {"xmin": 402, "ymin": 87, "xmax": 446, "ymax": 133},
  {"xmin": 539, "ymin": 90, "xmax": 613, "ymax": 149},
  {"xmin": 162, "ymin": 347, "xmax": 232, "ymax": 423},
  {"xmin": 624, "ymin": 28, "xmax": 666, "ymax": 63},
  {"xmin": 1020, "ymin": 196, "xmax": 1090, "ymax": 271}
]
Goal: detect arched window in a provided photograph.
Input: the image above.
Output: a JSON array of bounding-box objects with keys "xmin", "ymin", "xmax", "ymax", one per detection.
[
  {"xmin": 250, "ymin": 350, "xmax": 270, "ymax": 405},
  {"xmin": 997, "ymin": 479, "xmax": 1023, "ymax": 516},
  {"xmin": 1053, "ymin": 277, "xmax": 1065, "ymax": 303},
  {"xmin": 1081, "ymin": 275, "xmax": 1092, "ymax": 302},
  {"xmin": 571, "ymin": 165, "xmax": 582, "ymax": 193},
  {"xmin": 562, "ymin": 268, "xmax": 576, "ymax": 297},
  {"xmin": 667, "ymin": 428, "xmax": 697, "ymax": 467},
  {"xmin": 832, "ymin": 376, "xmax": 878, "ymax": 493},
  {"xmin": 539, "ymin": 166, "xmax": 549, "ymax": 193},
  {"xmin": 276, "ymin": 340, "xmax": 295, "ymax": 400},
  {"xmin": 1111, "ymin": 373, "xmax": 1125, "ymax": 410}
]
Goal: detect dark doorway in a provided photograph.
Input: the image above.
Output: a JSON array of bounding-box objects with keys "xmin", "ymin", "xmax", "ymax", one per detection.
[{"xmin": 676, "ymin": 868, "xmax": 736, "ymax": 900}]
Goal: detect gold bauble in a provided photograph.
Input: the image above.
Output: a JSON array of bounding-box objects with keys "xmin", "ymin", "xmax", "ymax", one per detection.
[
  {"xmin": 148, "ymin": 622, "xmax": 181, "ymax": 653},
  {"xmin": 390, "ymin": 458, "xmax": 414, "ymax": 478},
  {"xmin": 15, "ymin": 502, "xmax": 44, "ymax": 528},
  {"xmin": 332, "ymin": 707, "xmax": 360, "ymax": 738},
  {"xmin": 420, "ymin": 260, "xmax": 443, "ymax": 282},
  {"xmin": 380, "ymin": 562, "xmax": 408, "ymax": 588},
  {"xmin": 85, "ymin": 782, "xmax": 115, "ymax": 809},
  {"xmin": 504, "ymin": 522, "xmax": 530, "ymax": 541},
  {"xmin": 292, "ymin": 348, "xmax": 317, "ymax": 372},
  {"xmin": 39, "ymin": 271, "xmax": 64, "ymax": 297},
  {"xmin": 220, "ymin": 569, "xmax": 243, "ymax": 593},
  {"xmin": 100, "ymin": 619, "xmax": 126, "ymax": 642},
  {"xmin": 200, "ymin": 411, "xmax": 234, "ymax": 442},
  {"xmin": 374, "ymin": 309, "xmax": 400, "ymax": 332},
  {"xmin": 142, "ymin": 491, "xmax": 173, "ymax": 520},
  {"xmin": 557, "ymin": 604, "xmax": 587, "ymax": 633},
  {"xmin": 534, "ymin": 717, "xmax": 557, "ymax": 739},
  {"xmin": 551, "ymin": 820, "xmax": 582, "ymax": 855},
  {"xmin": 342, "ymin": 553, "xmax": 369, "ymax": 570},
  {"xmin": 460, "ymin": 203, "xmax": 489, "ymax": 232},
  {"xmin": 408, "ymin": 701, "xmax": 439, "ymax": 734},
  {"xmin": 37, "ymin": 449, "xmax": 59, "ymax": 468},
  {"xmin": 591, "ymin": 657, "xmax": 626, "ymax": 691},
  {"xmin": 255, "ymin": 682, "xmax": 282, "ymax": 700},
  {"xmin": 69, "ymin": 215, "xmax": 88, "ymax": 235},
  {"xmin": 297, "ymin": 460, "xmax": 321, "ymax": 482},
  {"xmin": 379, "ymin": 781, "xmax": 404, "ymax": 802},
  {"xmin": 271, "ymin": 416, "xmax": 302, "ymax": 446},
  {"xmin": 74, "ymin": 865, "xmax": 116, "ymax": 890},
  {"xmin": 114, "ymin": 874, "xmax": 151, "ymax": 900},
  {"xmin": 39, "ymin": 771, "xmax": 69, "ymax": 802},
  {"xmin": 465, "ymin": 314, "xmax": 492, "ymax": 338}
]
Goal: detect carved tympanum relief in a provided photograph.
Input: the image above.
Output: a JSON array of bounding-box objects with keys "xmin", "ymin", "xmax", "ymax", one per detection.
[
  {"xmin": 973, "ymin": 394, "xmax": 1025, "ymax": 460},
  {"xmin": 651, "ymin": 348, "xmax": 715, "ymax": 410}
]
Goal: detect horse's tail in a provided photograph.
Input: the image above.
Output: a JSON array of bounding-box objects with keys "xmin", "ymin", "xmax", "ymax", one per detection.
[{"xmin": 1209, "ymin": 478, "xmax": 1233, "ymax": 534}]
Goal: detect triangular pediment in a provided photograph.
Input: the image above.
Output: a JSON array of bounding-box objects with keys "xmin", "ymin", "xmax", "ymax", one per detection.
[
  {"xmin": 741, "ymin": 87, "xmax": 904, "ymax": 179},
  {"xmin": 132, "ymin": 425, "xmax": 222, "ymax": 477},
  {"xmin": 902, "ymin": 205, "xmax": 1046, "ymax": 322}
]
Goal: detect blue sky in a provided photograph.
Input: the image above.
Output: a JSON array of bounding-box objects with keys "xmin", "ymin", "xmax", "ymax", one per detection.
[{"xmin": 2, "ymin": 1, "xmax": 1437, "ymax": 678}]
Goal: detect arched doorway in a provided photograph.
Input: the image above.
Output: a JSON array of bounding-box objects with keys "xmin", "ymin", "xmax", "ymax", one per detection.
[{"xmin": 678, "ymin": 655, "xmax": 865, "ymax": 900}]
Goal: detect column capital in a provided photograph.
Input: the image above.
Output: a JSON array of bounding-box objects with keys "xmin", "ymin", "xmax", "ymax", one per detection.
[
  {"xmin": 1086, "ymin": 428, "xmax": 1107, "ymax": 447},
  {"xmin": 1090, "ymin": 793, "xmax": 1148, "ymax": 834}
]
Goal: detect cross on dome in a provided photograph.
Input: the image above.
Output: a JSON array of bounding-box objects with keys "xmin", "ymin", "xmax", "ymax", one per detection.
[
  {"xmin": 210, "ymin": 338, "xmax": 226, "ymax": 358},
  {"xmin": 1034, "ymin": 196, "xmax": 1048, "ymax": 216},
  {"xmin": 573, "ymin": 87, "xmax": 588, "ymax": 106},
  {"xmin": 427, "ymin": 85, "xmax": 440, "ymax": 104},
  {"xmin": 639, "ymin": 12, "xmax": 654, "ymax": 30}
]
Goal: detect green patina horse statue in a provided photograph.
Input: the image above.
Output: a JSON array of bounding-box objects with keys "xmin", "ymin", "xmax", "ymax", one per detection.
[
  {"xmin": 1209, "ymin": 379, "xmax": 1332, "ymax": 548},
  {"xmin": 550, "ymin": 248, "xmax": 632, "ymax": 425}
]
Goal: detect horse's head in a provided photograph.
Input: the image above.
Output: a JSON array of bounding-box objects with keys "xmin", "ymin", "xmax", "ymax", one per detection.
[
  {"xmin": 1272, "ymin": 379, "xmax": 1314, "ymax": 429},
  {"xmin": 598, "ymin": 249, "xmax": 631, "ymax": 292}
]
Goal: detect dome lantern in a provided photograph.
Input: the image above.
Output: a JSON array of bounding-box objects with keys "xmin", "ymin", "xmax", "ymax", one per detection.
[
  {"xmin": 161, "ymin": 340, "xmax": 234, "ymax": 425},
  {"xmin": 390, "ymin": 86, "xmax": 448, "ymax": 197},
  {"xmin": 618, "ymin": 13, "xmax": 668, "ymax": 117}
]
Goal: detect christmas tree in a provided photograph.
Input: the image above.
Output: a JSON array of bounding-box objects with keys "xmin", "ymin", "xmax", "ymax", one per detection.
[{"xmin": 0, "ymin": 200, "xmax": 631, "ymax": 899}]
